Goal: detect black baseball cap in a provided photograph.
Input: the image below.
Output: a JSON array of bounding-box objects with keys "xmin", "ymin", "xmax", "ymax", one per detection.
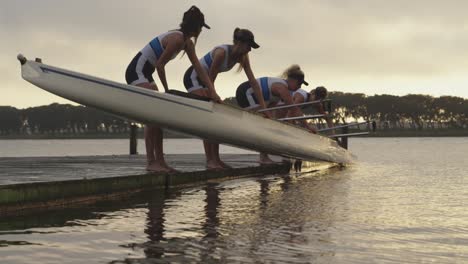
[
  {"xmin": 184, "ymin": 6, "xmax": 211, "ymax": 30},
  {"xmin": 203, "ymin": 22, "xmax": 211, "ymax": 29},
  {"xmin": 234, "ymin": 28, "xmax": 260, "ymax": 49},
  {"xmin": 289, "ymin": 73, "xmax": 309, "ymax": 86}
]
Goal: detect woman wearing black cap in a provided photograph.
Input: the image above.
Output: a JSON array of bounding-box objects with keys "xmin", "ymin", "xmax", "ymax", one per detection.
[
  {"xmin": 125, "ymin": 6, "xmax": 218, "ymax": 173},
  {"xmin": 183, "ymin": 28, "xmax": 267, "ymax": 170},
  {"xmin": 235, "ymin": 65, "xmax": 317, "ymax": 164}
]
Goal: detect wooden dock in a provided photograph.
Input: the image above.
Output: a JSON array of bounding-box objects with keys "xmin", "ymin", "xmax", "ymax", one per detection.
[{"xmin": 0, "ymin": 154, "xmax": 333, "ymax": 216}]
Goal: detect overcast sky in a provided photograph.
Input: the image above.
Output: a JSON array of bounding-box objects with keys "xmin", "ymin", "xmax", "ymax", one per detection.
[{"xmin": 2, "ymin": 0, "xmax": 468, "ymax": 108}]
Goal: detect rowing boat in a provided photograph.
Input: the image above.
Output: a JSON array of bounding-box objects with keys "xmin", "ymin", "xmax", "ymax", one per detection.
[{"xmin": 18, "ymin": 55, "xmax": 353, "ymax": 164}]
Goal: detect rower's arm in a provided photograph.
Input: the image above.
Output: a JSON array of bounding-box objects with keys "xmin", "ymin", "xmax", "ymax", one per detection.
[
  {"xmin": 316, "ymin": 103, "xmax": 334, "ymax": 128},
  {"xmin": 244, "ymin": 56, "xmax": 267, "ymax": 110},
  {"xmin": 208, "ymin": 48, "xmax": 224, "ymax": 82},
  {"xmin": 185, "ymin": 40, "xmax": 221, "ymax": 102},
  {"xmin": 280, "ymin": 89, "xmax": 303, "ymax": 121},
  {"xmin": 155, "ymin": 36, "xmax": 184, "ymax": 92},
  {"xmin": 278, "ymin": 87, "xmax": 316, "ymax": 133},
  {"xmin": 293, "ymin": 93, "xmax": 305, "ymax": 104},
  {"xmin": 293, "ymin": 93, "xmax": 309, "ymax": 129}
]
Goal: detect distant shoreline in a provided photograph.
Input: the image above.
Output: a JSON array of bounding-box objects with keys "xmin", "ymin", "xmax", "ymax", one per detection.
[
  {"xmin": 0, "ymin": 129, "xmax": 467, "ymax": 139},
  {"xmin": 332, "ymin": 128, "xmax": 468, "ymax": 137},
  {"xmin": 361, "ymin": 129, "xmax": 468, "ymax": 137},
  {"xmin": 0, "ymin": 131, "xmax": 189, "ymax": 140}
]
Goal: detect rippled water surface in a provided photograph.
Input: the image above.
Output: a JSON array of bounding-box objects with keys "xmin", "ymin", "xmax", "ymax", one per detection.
[{"xmin": 1, "ymin": 138, "xmax": 468, "ymax": 263}]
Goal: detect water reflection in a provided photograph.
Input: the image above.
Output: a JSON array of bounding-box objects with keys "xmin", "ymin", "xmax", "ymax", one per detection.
[
  {"xmin": 200, "ymin": 183, "xmax": 223, "ymax": 262},
  {"xmin": 203, "ymin": 183, "xmax": 221, "ymax": 240},
  {"xmin": 0, "ymin": 169, "xmax": 350, "ymax": 263},
  {"xmin": 2, "ymin": 138, "xmax": 468, "ymax": 263},
  {"xmin": 257, "ymin": 179, "xmax": 270, "ymax": 209},
  {"xmin": 143, "ymin": 191, "xmax": 167, "ymax": 259},
  {"xmin": 0, "ymin": 171, "xmax": 345, "ymax": 263},
  {"xmin": 140, "ymin": 183, "xmax": 225, "ymax": 263}
]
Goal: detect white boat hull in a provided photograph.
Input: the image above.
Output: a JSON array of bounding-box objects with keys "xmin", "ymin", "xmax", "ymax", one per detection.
[{"xmin": 20, "ymin": 59, "xmax": 353, "ymax": 164}]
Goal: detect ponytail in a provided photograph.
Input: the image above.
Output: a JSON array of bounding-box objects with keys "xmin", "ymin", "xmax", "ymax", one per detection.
[{"xmin": 281, "ymin": 64, "xmax": 304, "ymax": 79}]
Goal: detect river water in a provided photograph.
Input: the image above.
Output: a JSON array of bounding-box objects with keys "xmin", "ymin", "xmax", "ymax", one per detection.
[{"xmin": 0, "ymin": 138, "xmax": 467, "ymax": 263}]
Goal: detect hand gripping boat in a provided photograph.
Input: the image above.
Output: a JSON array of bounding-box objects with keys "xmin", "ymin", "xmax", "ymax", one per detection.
[{"xmin": 18, "ymin": 54, "xmax": 353, "ymax": 164}]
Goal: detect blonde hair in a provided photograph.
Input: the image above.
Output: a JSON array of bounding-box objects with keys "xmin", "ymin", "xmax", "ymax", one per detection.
[{"xmin": 281, "ymin": 64, "xmax": 304, "ymax": 79}]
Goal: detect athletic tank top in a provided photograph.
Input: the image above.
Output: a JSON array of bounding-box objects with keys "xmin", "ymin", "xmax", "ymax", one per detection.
[
  {"xmin": 256, "ymin": 77, "xmax": 288, "ymax": 103},
  {"xmin": 140, "ymin": 31, "xmax": 184, "ymax": 66},
  {"xmin": 292, "ymin": 88, "xmax": 310, "ymax": 102},
  {"xmin": 200, "ymin": 45, "xmax": 235, "ymax": 72}
]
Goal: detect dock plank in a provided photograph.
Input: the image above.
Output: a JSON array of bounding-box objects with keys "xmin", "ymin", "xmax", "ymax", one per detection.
[
  {"xmin": 0, "ymin": 154, "xmax": 268, "ymax": 185},
  {"xmin": 0, "ymin": 154, "xmax": 332, "ymax": 216}
]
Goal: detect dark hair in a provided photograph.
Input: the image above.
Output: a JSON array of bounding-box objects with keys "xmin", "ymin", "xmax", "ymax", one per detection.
[
  {"xmin": 179, "ymin": 6, "xmax": 207, "ymax": 42},
  {"xmin": 233, "ymin": 28, "xmax": 252, "ymax": 72},
  {"xmin": 314, "ymin": 86, "xmax": 328, "ymax": 99},
  {"xmin": 178, "ymin": 6, "xmax": 209, "ymax": 57},
  {"xmin": 233, "ymin": 27, "xmax": 260, "ymax": 48}
]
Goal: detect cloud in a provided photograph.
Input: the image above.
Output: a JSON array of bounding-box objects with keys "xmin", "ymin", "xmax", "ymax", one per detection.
[{"xmin": 1, "ymin": 0, "xmax": 467, "ymax": 107}]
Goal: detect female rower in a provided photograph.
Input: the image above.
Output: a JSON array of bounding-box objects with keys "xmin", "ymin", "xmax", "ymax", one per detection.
[
  {"xmin": 288, "ymin": 85, "xmax": 334, "ymax": 130},
  {"xmin": 184, "ymin": 28, "xmax": 268, "ymax": 170},
  {"xmin": 235, "ymin": 65, "xmax": 316, "ymax": 163},
  {"xmin": 125, "ymin": 6, "xmax": 219, "ymax": 173}
]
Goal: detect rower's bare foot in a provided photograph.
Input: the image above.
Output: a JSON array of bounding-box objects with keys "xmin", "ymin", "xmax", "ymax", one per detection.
[
  {"xmin": 146, "ymin": 164, "xmax": 172, "ymax": 173},
  {"xmin": 206, "ymin": 161, "xmax": 225, "ymax": 170},
  {"xmin": 218, "ymin": 160, "xmax": 232, "ymax": 169},
  {"xmin": 146, "ymin": 161, "xmax": 176, "ymax": 173},
  {"xmin": 165, "ymin": 165, "xmax": 179, "ymax": 174}
]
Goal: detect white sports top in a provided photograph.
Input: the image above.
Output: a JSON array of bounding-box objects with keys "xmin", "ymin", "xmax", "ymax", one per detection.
[{"xmin": 139, "ymin": 31, "xmax": 184, "ymax": 66}]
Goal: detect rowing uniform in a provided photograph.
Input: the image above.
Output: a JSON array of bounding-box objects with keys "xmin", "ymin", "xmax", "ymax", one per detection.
[
  {"xmin": 293, "ymin": 88, "xmax": 311, "ymax": 102},
  {"xmin": 236, "ymin": 77, "xmax": 287, "ymax": 109},
  {"xmin": 126, "ymin": 31, "xmax": 183, "ymax": 85},
  {"xmin": 183, "ymin": 45, "xmax": 235, "ymax": 92},
  {"xmin": 276, "ymin": 88, "xmax": 310, "ymax": 106}
]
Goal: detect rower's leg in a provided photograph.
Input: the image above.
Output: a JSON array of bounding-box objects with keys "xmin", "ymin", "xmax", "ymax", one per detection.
[
  {"xmin": 205, "ymin": 141, "xmax": 223, "ymax": 170},
  {"xmin": 189, "ymin": 88, "xmax": 223, "ymax": 170},
  {"xmin": 144, "ymin": 125, "xmax": 156, "ymax": 165},
  {"xmin": 203, "ymin": 140, "xmax": 212, "ymax": 162},
  {"xmin": 137, "ymin": 81, "xmax": 158, "ymax": 167},
  {"xmin": 145, "ymin": 125, "xmax": 175, "ymax": 173},
  {"xmin": 153, "ymin": 127, "xmax": 177, "ymax": 172},
  {"xmin": 136, "ymin": 83, "xmax": 174, "ymax": 173},
  {"xmin": 213, "ymin": 143, "xmax": 232, "ymax": 169}
]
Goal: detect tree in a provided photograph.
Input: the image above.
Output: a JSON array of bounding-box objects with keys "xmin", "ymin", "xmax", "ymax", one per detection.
[{"xmin": 0, "ymin": 106, "xmax": 22, "ymax": 134}]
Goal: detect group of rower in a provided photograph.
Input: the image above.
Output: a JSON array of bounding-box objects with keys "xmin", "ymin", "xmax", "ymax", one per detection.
[{"xmin": 125, "ymin": 6, "xmax": 333, "ymax": 172}]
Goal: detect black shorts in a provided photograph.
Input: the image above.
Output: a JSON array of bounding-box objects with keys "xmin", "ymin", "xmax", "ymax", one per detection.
[
  {"xmin": 183, "ymin": 66, "xmax": 207, "ymax": 92},
  {"xmin": 235, "ymin": 81, "xmax": 258, "ymax": 108},
  {"xmin": 125, "ymin": 52, "xmax": 155, "ymax": 85}
]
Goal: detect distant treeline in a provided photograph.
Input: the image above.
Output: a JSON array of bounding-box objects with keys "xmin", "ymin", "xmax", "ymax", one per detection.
[
  {"xmin": 229, "ymin": 92, "xmax": 468, "ymax": 130},
  {"xmin": 0, "ymin": 104, "xmax": 128, "ymax": 135},
  {"xmin": 1, "ymin": 92, "xmax": 467, "ymax": 136}
]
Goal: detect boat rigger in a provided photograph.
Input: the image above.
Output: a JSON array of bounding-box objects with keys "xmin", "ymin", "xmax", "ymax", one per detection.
[{"xmin": 18, "ymin": 54, "xmax": 354, "ymax": 164}]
